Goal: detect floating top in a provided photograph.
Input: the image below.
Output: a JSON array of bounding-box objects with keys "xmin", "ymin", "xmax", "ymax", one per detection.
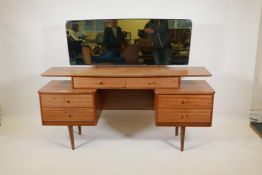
[
  {"xmin": 41, "ymin": 66, "xmax": 212, "ymax": 78},
  {"xmin": 38, "ymin": 80, "xmax": 96, "ymax": 94},
  {"xmin": 155, "ymin": 80, "xmax": 215, "ymax": 94}
]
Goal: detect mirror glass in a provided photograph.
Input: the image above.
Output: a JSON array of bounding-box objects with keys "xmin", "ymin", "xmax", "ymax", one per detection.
[{"xmin": 66, "ymin": 19, "xmax": 192, "ymax": 65}]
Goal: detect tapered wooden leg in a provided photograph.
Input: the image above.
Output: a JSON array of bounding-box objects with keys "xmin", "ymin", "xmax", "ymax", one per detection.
[
  {"xmin": 68, "ymin": 126, "xmax": 75, "ymax": 150},
  {"xmin": 180, "ymin": 127, "xmax": 186, "ymax": 151},
  {"xmin": 78, "ymin": 126, "xmax": 82, "ymax": 135},
  {"xmin": 175, "ymin": 127, "xmax": 179, "ymax": 136}
]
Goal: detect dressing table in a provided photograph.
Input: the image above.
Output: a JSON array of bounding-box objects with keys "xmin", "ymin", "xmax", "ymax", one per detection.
[{"xmin": 38, "ymin": 66, "xmax": 215, "ymax": 151}]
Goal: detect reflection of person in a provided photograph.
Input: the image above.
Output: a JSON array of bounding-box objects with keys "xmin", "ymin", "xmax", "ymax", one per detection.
[
  {"xmin": 103, "ymin": 19, "xmax": 126, "ymax": 55},
  {"xmin": 81, "ymin": 19, "xmax": 126, "ymax": 65},
  {"xmin": 83, "ymin": 46, "xmax": 126, "ymax": 65},
  {"xmin": 67, "ymin": 29, "xmax": 81, "ymax": 41},
  {"xmin": 66, "ymin": 29, "xmax": 82, "ymax": 57},
  {"xmin": 144, "ymin": 19, "xmax": 172, "ymax": 65}
]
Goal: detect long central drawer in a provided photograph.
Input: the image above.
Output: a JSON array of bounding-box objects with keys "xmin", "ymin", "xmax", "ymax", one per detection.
[
  {"xmin": 125, "ymin": 77, "xmax": 179, "ymax": 89},
  {"xmin": 73, "ymin": 77, "xmax": 179, "ymax": 89},
  {"xmin": 73, "ymin": 77, "xmax": 126, "ymax": 88}
]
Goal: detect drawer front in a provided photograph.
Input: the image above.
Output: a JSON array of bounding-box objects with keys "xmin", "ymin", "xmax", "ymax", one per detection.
[
  {"xmin": 157, "ymin": 95, "xmax": 213, "ymax": 109},
  {"xmin": 41, "ymin": 107, "xmax": 95, "ymax": 121},
  {"xmin": 73, "ymin": 77, "xmax": 125, "ymax": 88},
  {"xmin": 126, "ymin": 77, "xmax": 179, "ymax": 89},
  {"xmin": 157, "ymin": 109, "xmax": 212, "ymax": 123},
  {"xmin": 41, "ymin": 94, "xmax": 93, "ymax": 108}
]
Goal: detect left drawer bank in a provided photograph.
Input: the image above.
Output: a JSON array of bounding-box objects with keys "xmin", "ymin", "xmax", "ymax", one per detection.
[{"xmin": 38, "ymin": 80, "xmax": 101, "ymax": 126}]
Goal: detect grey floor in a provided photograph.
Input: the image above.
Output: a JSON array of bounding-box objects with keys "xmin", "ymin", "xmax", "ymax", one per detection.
[
  {"xmin": 0, "ymin": 110, "xmax": 262, "ymax": 175},
  {"xmin": 251, "ymin": 122, "xmax": 262, "ymax": 134}
]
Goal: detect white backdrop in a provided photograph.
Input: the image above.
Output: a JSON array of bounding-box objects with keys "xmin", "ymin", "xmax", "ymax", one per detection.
[{"xmin": 0, "ymin": 0, "xmax": 261, "ymax": 117}]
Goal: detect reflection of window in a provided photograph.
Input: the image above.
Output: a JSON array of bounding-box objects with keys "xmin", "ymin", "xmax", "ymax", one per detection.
[
  {"xmin": 85, "ymin": 21, "xmax": 93, "ymax": 31},
  {"xmin": 168, "ymin": 20, "xmax": 176, "ymax": 29},
  {"xmin": 85, "ymin": 20, "xmax": 105, "ymax": 32},
  {"xmin": 66, "ymin": 21, "xmax": 79, "ymax": 31},
  {"xmin": 168, "ymin": 20, "xmax": 192, "ymax": 29}
]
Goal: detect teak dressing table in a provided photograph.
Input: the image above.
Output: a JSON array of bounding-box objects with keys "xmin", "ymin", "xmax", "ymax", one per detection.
[{"xmin": 38, "ymin": 66, "xmax": 215, "ymax": 151}]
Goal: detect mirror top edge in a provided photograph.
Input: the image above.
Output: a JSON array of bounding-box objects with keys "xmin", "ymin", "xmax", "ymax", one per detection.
[{"xmin": 66, "ymin": 18, "xmax": 192, "ymax": 22}]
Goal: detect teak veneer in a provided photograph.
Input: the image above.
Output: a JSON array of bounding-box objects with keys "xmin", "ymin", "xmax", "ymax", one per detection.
[
  {"xmin": 41, "ymin": 66, "xmax": 212, "ymax": 77},
  {"xmin": 38, "ymin": 66, "xmax": 215, "ymax": 151}
]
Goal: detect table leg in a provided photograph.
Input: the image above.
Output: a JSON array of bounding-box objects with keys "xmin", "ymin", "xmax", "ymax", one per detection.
[
  {"xmin": 68, "ymin": 126, "xmax": 75, "ymax": 150},
  {"xmin": 175, "ymin": 126, "xmax": 179, "ymax": 136},
  {"xmin": 78, "ymin": 126, "xmax": 82, "ymax": 135},
  {"xmin": 180, "ymin": 127, "xmax": 186, "ymax": 151}
]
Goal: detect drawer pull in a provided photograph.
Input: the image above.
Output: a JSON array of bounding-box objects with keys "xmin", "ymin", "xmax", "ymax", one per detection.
[
  {"xmin": 181, "ymin": 99, "xmax": 188, "ymax": 104},
  {"xmin": 148, "ymin": 81, "xmax": 156, "ymax": 85},
  {"xmin": 66, "ymin": 112, "xmax": 72, "ymax": 118},
  {"xmin": 181, "ymin": 113, "xmax": 186, "ymax": 120},
  {"xmin": 65, "ymin": 99, "xmax": 71, "ymax": 103},
  {"xmin": 98, "ymin": 81, "xmax": 103, "ymax": 85}
]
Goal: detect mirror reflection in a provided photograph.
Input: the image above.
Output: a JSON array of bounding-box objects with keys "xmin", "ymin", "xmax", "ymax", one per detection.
[{"xmin": 66, "ymin": 19, "xmax": 192, "ymax": 65}]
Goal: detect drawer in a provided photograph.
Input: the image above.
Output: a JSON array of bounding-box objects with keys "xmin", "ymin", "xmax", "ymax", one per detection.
[
  {"xmin": 126, "ymin": 77, "xmax": 179, "ymax": 89},
  {"xmin": 40, "ymin": 94, "xmax": 94, "ymax": 108},
  {"xmin": 157, "ymin": 95, "xmax": 213, "ymax": 109},
  {"xmin": 73, "ymin": 77, "xmax": 125, "ymax": 88},
  {"xmin": 41, "ymin": 107, "xmax": 95, "ymax": 121},
  {"xmin": 157, "ymin": 109, "xmax": 212, "ymax": 123}
]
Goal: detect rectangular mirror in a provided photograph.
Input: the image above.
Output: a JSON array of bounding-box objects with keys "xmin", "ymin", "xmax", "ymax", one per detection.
[{"xmin": 66, "ymin": 19, "xmax": 192, "ymax": 65}]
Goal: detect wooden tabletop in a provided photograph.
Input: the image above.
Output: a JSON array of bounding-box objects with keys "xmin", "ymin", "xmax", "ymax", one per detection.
[
  {"xmin": 38, "ymin": 80, "xmax": 96, "ymax": 94},
  {"xmin": 41, "ymin": 66, "xmax": 212, "ymax": 78},
  {"xmin": 155, "ymin": 80, "xmax": 215, "ymax": 94}
]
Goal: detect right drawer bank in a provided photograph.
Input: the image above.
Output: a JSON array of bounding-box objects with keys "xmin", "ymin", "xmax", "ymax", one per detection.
[{"xmin": 155, "ymin": 80, "xmax": 215, "ymax": 126}]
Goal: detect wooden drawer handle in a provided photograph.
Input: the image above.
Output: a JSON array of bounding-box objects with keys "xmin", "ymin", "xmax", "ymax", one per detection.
[
  {"xmin": 181, "ymin": 113, "xmax": 186, "ymax": 120},
  {"xmin": 148, "ymin": 81, "xmax": 156, "ymax": 85},
  {"xmin": 181, "ymin": 99, "xmax": 188, "ymax": 104},
  {"xmin": 98, "ymin": 81, "xmax": 103, "ymax": 85},
  {"xmin": 65, "ymin": 99, "xmax": 71, "ymax": 103},
  {"xmin": 66, "ymin": 112, "xmax": 72, "ymax": 118}
]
